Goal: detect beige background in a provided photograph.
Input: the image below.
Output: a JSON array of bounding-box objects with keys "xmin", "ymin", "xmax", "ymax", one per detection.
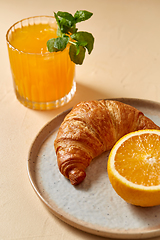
[{"xmin": 1, "ymin": 0, "xmax": 160, "ymax": 239}]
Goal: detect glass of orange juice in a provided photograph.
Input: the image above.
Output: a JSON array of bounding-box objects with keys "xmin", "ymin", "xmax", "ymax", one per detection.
[{"xmin": 6, "ymin": 16, "xmax": 76, "ymax": 110}]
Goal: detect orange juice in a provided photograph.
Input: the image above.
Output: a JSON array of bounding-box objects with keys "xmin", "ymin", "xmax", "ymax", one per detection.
[{"xmin": 6, "ymin": 16, "xmax": 76, "ymax": 110}]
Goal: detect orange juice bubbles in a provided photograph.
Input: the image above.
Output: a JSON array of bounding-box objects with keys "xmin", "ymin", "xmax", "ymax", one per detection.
[{"xmin": 6, "ymin": 16, "xmax": 76, "ymax": 110}]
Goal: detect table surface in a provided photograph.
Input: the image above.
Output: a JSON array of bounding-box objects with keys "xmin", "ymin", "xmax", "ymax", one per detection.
[{"xmin": 1, "ymin": 0, "xmax": 160, "ymax": 239}]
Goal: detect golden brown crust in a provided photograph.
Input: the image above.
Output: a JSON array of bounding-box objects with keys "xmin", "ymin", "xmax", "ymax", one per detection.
[{"xmin": 54, "ymin": 100, "xmax": 160, "ymax": 185}]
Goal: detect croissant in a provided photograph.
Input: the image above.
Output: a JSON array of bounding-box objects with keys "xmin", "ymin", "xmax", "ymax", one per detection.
[{"xmin": 54, "ymin": 100, "xmax": 160, "ymax": 185}]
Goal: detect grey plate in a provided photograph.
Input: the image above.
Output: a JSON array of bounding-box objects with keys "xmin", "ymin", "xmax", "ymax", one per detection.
[{"xmin": 27, "ymin": 98, "xmax": 160, "ymax": 239}]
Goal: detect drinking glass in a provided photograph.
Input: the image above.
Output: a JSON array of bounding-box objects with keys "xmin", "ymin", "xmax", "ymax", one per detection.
[{"xmin": 6, "ymin": 16, "xmax": 76, "ymax": 110}]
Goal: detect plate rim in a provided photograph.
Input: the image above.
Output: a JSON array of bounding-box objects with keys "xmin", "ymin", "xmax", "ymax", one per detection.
[{"xmin": 27, "ymin": 98, "xmax": 160, "ymax": 239}]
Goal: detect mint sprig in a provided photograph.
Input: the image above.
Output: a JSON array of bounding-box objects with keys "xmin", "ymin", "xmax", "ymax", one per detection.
[{"xmin": 47, "ymin": 10, "xmax": 94, "ymax": 65}]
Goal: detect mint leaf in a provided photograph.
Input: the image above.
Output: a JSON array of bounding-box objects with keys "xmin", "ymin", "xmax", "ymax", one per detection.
[
  {"xmin": 54, "ymin": 36, "xmax": 69, "ymax": 51},
  {"xmin": 57, "ymin": 11, "xmax": 75, "ymax": 26},
  {"xmin": 55, "ymin": 11, "xmax": 76, "ymax": 35},
  {"xmin": 47, "ymin": 36, "xmax": 69, "ymax": 52},
  {"xmin": 74, "ymin": 10, "xmax": 93, "ymax": 23},
  {"xmin": 60, "ymin": 24, "xmax": 76, "ymax": 35},
  {"xmin": 69, "ymin": 44, "xmax": 86, "ymax": 65},
  {"xmin": 47, "ymin": 38, "xmax": 58, "ymax": 52},
  {"xmin": 47, "ymin": 10, "xmax": 94, "ymax": 64},
  {"xmin": 54, "ymin": 12, "xmax": 61, "ymax": 37},
  {"xmin": 77, "ymin": 41, "xmax": 88, "ymax": 47},
  {"xmin": 71, "ymin": 31, "xmax": 94, "ymax": 54},
  {"xmin": 72, "ymin": 41, "xmax": 88, "ymax": 55}
]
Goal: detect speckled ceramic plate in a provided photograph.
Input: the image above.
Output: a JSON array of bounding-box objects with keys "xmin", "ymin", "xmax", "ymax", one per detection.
[{"xmin": 27, "ymin": 98, "xmax": 160, "ymax": 239}]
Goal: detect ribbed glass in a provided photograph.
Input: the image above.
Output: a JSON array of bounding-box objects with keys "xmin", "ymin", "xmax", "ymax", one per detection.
[{"xmin": 6, "ymin": 16, "xmax": 76, "ymax": 110}]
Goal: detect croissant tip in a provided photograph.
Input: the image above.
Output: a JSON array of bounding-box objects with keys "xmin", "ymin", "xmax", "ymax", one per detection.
[{"xmin": 69, "ymin": 168, "xmax": 86, "ymax": 185}]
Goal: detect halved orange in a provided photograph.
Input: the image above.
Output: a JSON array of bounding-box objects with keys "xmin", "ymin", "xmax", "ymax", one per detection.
[{"xmin": 107, "ymin": 129, "xmax": 160, "ymax": 207}]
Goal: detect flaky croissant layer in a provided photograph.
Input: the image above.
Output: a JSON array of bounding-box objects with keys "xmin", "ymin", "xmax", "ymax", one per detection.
[{"xmin": 54, "ymin": 100, "xmax": 160, "ymax": 185}]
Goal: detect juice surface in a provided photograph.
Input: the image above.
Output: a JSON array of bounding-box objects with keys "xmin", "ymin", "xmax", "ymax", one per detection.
[
  {"xmin": 11, "ymin": 24, "xmax": 57, "ymax": 53},
  {"xmin": 7, "ymin": 22, "xmax": 75, "ymax": 108}
]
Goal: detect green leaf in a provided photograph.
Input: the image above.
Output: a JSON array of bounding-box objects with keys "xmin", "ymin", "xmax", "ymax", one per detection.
[
  {"xmin": 71, "ymin": 31, "xmax": 94, "ymax": 54},
  {"xmin": 77, "ymin": 41, "xmax": 88, "ymax": 47},
  {"xmin": 57, "ymin": 11, "xmax": 75, "ymax": 27},
  {"xmin": 74, "ymin": 10, "xmax": 93, "ymax": 23},
  {"xmin": 54, "ymin": 12, "xmax": 60, "ymax": 26},
  {"xmin": 75, "ymin": 44, "xmax": 80, "ymax": 55},
  {"xmin": 60, "ymin": 24, "xmax": 76, "ymax": 35},
  {"xmin": 72, "ymin": 41, "xmax": 88, "ymax": 55},
  {"xmin": 69, "ymin": 44, "xmax": 86, "ymax": 65},
  {"xmin": 54, "ymin": 12, "xmax": 61, "ymax": 37},
  {"xmin": 47, "ymin": 36, "xmax": 69, "ymax": 52},
  {"xmin": 47, "ymin": 38, "xmax": 58, "ymax": 52},
  {"xmin": 56, "ymin": 27, "xmax": 62, "ymax": 37},
  {"xmin": 47, "ymin": 10, "xmax": 94, "ymax": 65},
  {"xmin": 54, "ymin": 36, "xmax": 69, "ymax": 51},
  {"xmin": 55, "ymin": 11, "xmax": 77, "ymax": 35}
]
